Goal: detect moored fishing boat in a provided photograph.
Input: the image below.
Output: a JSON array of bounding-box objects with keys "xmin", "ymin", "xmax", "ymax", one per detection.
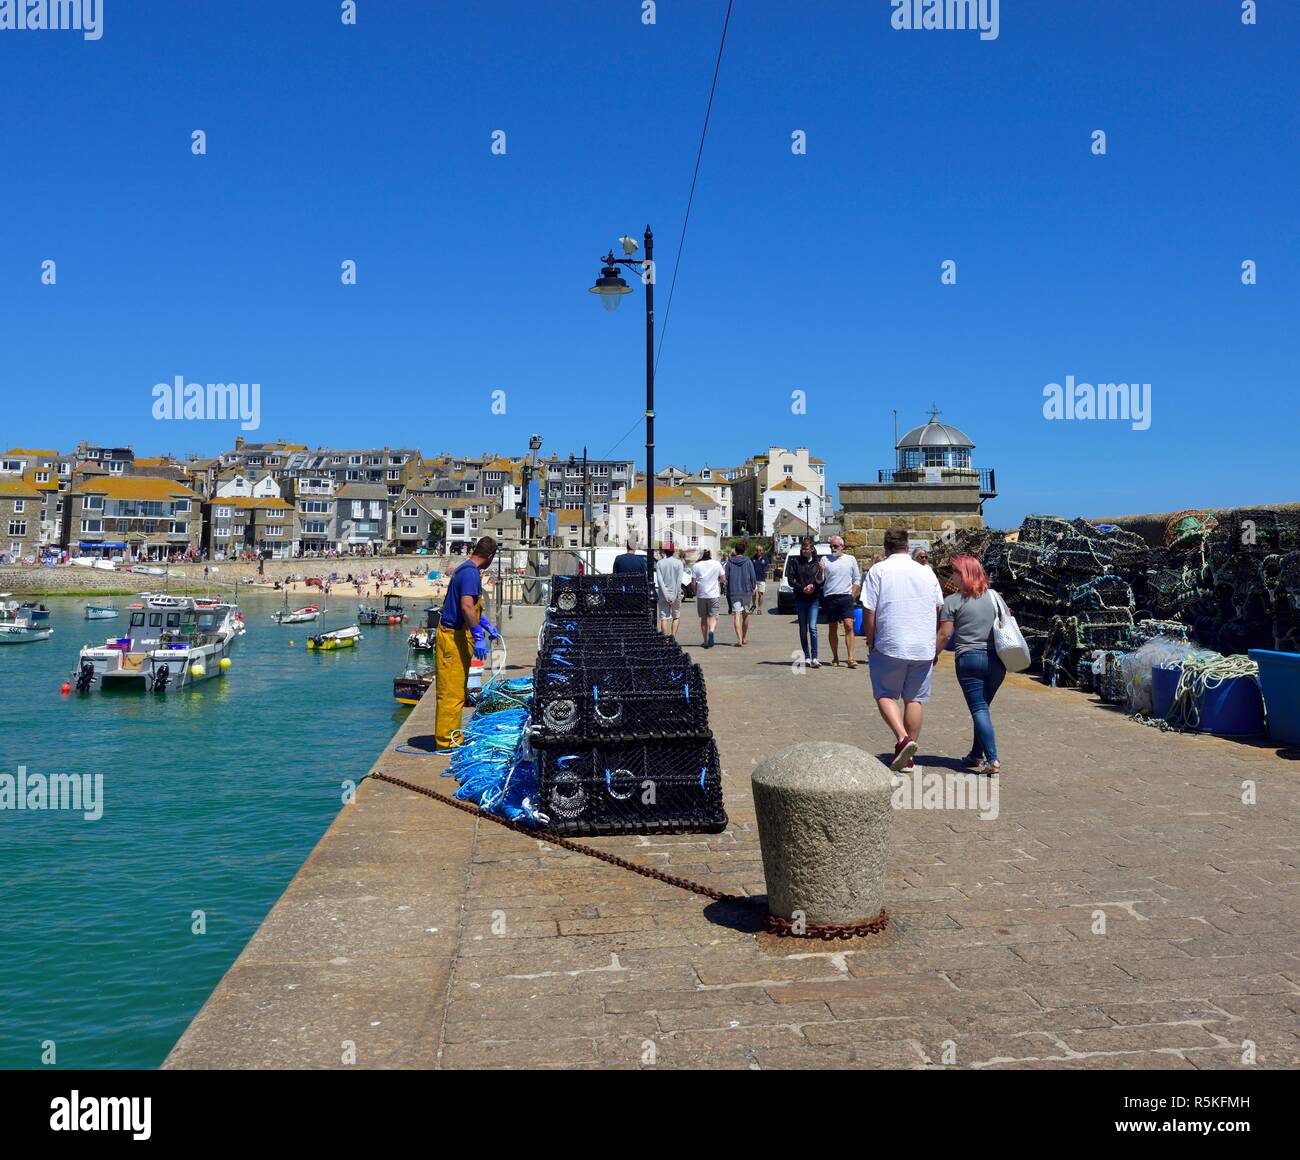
[
  {"xmin": 72, "ymin": 594, "xmax": 242, "ymax": 692},
  {"xmin": 307, "ymin": 625, "xmax": 362, "ymax": 651},
  {"xmin": 1, "ymin": 599, "xmax": 53, "ymax": 642},
  {"xmin": 0, "ymin": 600, "xmax": 54, "ymax": 643},
  {"xmin": 406, "ymin": 627, "xmax": 433, "ymax": 652},
  {"xmin": 357, "ymin": 593, "xmax": 407, "ymax": 626},
  {"xmin": 19, "ymin": 601, "xmax": 50, "ymax": 621},
  {"xmin": 85, "ymin": 604, "xmax": 120, "ymax": 620},
  {"xmin": 393, "ymin": 668, "xmax": 434, "ymax": 705},
  {"xmin": 393, "ymin": 640, "xmax": 435, "ymax": 704}
]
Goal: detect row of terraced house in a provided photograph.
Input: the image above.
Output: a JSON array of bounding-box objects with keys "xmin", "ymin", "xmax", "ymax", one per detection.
[{"xmin": 0, "ymin": 439, "xmax": 829, "ymax": 563}]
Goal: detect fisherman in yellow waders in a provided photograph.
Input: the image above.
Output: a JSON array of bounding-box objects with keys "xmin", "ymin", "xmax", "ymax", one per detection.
[{"xmin": 433, "ymin": 536, "xmax": 500, "ymax": 753}]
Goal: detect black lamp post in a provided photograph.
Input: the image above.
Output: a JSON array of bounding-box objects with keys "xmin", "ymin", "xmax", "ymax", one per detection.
[{"xmin": 589, "ymin": 228, "xmax": 655, "ymax": 575}]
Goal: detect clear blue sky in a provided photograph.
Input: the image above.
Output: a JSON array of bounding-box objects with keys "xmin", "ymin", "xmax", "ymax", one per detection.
[{"xmin": 1, "ymin": 0, "xmax": 1295, "ymax": 526}]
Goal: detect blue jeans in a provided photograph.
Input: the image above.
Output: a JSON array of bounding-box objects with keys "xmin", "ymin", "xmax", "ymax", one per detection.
[
  {"xmin": 795, "ymin": 597, "xmax": 820, "ymax": 661},
  {"xmin": 955, "ymin": 648, "xmax": 1005, "ymax": 763}
]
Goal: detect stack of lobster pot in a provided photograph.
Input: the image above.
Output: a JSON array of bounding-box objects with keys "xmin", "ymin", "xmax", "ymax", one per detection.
[{"xmin": 531, "ymin": 574, "xmax": 727, "ymax": 836}]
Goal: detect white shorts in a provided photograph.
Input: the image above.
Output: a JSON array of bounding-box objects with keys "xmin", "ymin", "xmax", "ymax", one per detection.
[
  {"xmin": 657, "ymin": 596, "xmax": 681, "ymax": 620},
  {"xmin": 731, "ymin": 599, "xmax": 749, "ymax": 614}
]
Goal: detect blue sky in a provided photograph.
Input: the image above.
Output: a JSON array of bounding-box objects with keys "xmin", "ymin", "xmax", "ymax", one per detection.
[{"xmin": 0, "ymin": 0, "xmax": 1295, "ymax": 526}]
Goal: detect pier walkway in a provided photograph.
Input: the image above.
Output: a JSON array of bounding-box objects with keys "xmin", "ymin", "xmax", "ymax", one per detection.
[{"xmin": 165, "ymin": 611, "xmax": 1300, "ymax": 1069}]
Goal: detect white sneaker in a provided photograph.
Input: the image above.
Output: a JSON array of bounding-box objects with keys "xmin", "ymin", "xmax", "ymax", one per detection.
[{"xmin": 809, "ymin": 658, "xmax": 821, "ymax": 668}]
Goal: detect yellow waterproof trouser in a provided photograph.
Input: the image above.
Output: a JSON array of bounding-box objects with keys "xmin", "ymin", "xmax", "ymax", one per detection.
[{"xmin": 434, "ymin": 623, "xmax": 473, "ymax": 749}]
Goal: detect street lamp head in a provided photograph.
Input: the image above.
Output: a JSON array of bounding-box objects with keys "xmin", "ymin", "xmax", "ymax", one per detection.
[{"xmin": 588, "ymin": 258, "xmax": 632, "ymax": 312}]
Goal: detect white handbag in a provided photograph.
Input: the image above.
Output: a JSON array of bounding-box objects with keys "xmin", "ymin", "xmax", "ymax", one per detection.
[{"xmin": 989, "ymin": 589, "xmax": 1032, "ymax": 672}]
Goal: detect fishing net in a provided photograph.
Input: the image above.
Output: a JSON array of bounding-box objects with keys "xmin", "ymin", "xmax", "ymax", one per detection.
[{"xmin": 935, "ymin": 508, "xmax": 1300, "ymax": 683}]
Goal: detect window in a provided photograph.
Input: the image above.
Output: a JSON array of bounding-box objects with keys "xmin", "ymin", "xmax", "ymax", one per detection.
[
  {"xmin": 216, "ymin": 506, "xmax": 232, "ymax": 519},
  {"xmin": 81, "ymin": 519, "xmax": 103, "ymax": 533},
  {"xmin": 13, "ymin": 499, "xmax": 23, "ymax": 513},
  {"xmin": 266, "ymin": 510, "xmax": 283, "ymax": 521},
  {"xmin": 265, "ymin": 527, "xmax": 283, "ymax": 537},
  {"xmin": 8, "ymin": 520, "xmax": 27, "ymax": 537},
  {"xmin": 233, "ymin": 525, "xmax": 245, "ymax": 536},
  {"xmin": 769, "ymin": 498, "xmax": 777, "ymax": 506},
  {"xmin": 85, "ymin": 495, "xmax": 104, "ymax": 510},
  {"xmin": 401, "ymin": 523, "xmax": 419, "ymax": 536},
  {"xmin": 215, "ymin": 527, "xmax": 229, "ymax": 538},
  {"xmin": 690, "ymin": 535, "xmax": 699, "ymax": 546},
  {"xmin": 36, "ymin": 471, "xmax": 49, "ymax": 483},
  {"xmin": 346, "ymin": 470, "xmax": 362, "ymax": 481},
  {"xmin": 349, "ymin": 455, "xmax": 363, "ymax": 465},
  {"xmin": 0, "ymin": 460, "xmax": 20, "ymax": 473},
  {"xmin": 387, "ymin": 470, "xmax": 400, "ymax": 480},
  {"xmin": 464, "ymin": 481, "xmax": 476, "ymax": 493},
  {"xmin": 404, "ymin": 505, "xmax": 417, "ymax": 517},
  {"xmin": 353, "ymin": 501, "xmax": 365, "ymax": 517},
  {"xmin": 171, "ymin": 522, "xmax": 188, "ymax": 535},
  {"xmin": 783, "ymin": 465, "xmax": 793, "ymax": 475},
  {"xmin": 175, "ymin": 500, "xmax": 190, "ymax": 513},
  {"xmin": 303, "ymin": 521, "xmax": 327, "ymax": 535},
  {"xmin": 302, "ymin": 500, "xmax": 328, "ymax": 514},
  {"xmin": 665, "ymin": 506, "xmax": 674, "ymax": 519},
  {"xmin": 625, "ymin": 507, "xmax": 633, "ymax": 519}
]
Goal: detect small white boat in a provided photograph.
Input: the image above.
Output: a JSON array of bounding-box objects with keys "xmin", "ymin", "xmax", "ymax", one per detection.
[
  {"xmin": 86, "ymin": 604, "xmax": 120, "ymax": 620},
  {"xmin": 0, "ymin": 621, "xmax": 53, "ymax": 644},
  {"xmin": 274, "ymin": 606, "xmax": 321, "ymax": 624},
  {"xmin": 92, "ymin": 559, "xmax": 117, "ymax": 572}
]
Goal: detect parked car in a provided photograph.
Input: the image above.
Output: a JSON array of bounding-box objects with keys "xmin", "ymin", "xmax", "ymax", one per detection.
[{"xmin": 776, "ymin": 542, "xmax": 833, "ymax": 614}]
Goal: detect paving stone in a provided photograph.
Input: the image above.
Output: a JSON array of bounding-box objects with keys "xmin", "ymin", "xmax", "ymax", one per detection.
[{"xmin": 167, "ymin": 612, "xmax": 1300, "ymax": 1069}]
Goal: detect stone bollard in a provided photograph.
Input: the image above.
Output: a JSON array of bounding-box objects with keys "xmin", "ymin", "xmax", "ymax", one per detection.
[{"xmin": 752, "ymin": 741, "xmax": 894, "ymax": 933}]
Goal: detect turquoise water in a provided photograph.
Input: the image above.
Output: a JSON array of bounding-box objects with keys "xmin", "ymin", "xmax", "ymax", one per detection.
[{"xmin": 0, "ymin": 592, "xmax": 428, "ymax": 1069}]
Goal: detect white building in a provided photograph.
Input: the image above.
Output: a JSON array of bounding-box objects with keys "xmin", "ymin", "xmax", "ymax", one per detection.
[
  {"xmin": 608, "ymin": 484, "xmax": 724, "ymax": 558},
  {"xmin": 733, "ymin": 445, "xmax": 827, "ymax": 536}
]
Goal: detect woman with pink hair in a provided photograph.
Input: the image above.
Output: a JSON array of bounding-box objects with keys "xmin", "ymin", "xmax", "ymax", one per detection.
[{"xmin": 936, "ymin": 554, "xmax": 1006, "ymax": 774}]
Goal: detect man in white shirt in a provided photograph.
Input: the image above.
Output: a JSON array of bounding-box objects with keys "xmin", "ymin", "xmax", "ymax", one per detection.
[
  {"xmin": 821, "ymin": 535, "xmax": 862, "ymax": 667},
  {"xmin": 690, "ymin": 550, "xmax": 725, "ymax": 649},
  {"xmin": 860, "ymin": 527, "xmax": 944, "ymax": 771}
]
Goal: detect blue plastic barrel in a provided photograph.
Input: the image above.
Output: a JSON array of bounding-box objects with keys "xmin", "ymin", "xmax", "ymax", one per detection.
[
  {"xmin": 1151, "ymin": 663, "xmax": 1180, "ymax": 720},
  {"xmin": 1248, "ymin": 650, "xmax": 1300, "ymax": 745},
  {"xmin": 1196, "ymin": 674, "xmax": 1264, "ymax": 736}
]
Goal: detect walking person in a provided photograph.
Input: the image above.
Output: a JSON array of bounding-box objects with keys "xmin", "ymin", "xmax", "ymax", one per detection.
[
  {"xmin": 936, "ymin": 554, "xmax": 1005, "ymax": 775},
  {"xmin": 751, "ymin": 543, "xmax": 768, "ymax": 612},
  {"xmin": 655, "ymin": 542, "xmax": 684, "ymax": 637},
  {"xmin": 784, "ymin": 536, "xmax": 823, "ymax": 668},
  {"xmin": 432, "ymin": 536, "xmax": 499, "ymax": 753},
  {"xmin": 691, "ymin": 549, "xmax": 724, "ymax": 648},
  {"xmin": 861, "ymin": 528, "xmax": 945, "ymax": 771},
  {"xmin": 724, "ymin": 541, "xmax": 757, "ymax": 647},
  {"xmin": 822, "ymin": 536, "xmax": 862, "ymax": 668}
]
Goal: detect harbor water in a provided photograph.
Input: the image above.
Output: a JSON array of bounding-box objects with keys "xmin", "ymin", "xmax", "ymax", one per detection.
[{"xmin": 0, "ymin": 590, "xmax": 432, "ymax": 1069}]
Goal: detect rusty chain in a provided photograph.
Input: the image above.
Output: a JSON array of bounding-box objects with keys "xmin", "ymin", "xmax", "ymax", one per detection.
[{"xmin": 368, "ymin": 770, "xmax": 889, "ymax": 941}]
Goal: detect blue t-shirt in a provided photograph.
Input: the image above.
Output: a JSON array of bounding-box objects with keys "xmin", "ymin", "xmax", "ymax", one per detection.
[
  {"xmin": 440, "ymin": 560, "xmax": 483, "ymax": 630},
  {"xmin": 612, "ymin": 552, "xmax": 647, "ymax": 574}
]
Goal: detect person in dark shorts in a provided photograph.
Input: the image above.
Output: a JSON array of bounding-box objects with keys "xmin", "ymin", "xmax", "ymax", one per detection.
[{"xmin": 821, "ymin": 535, "xmax": 862, "ymax": 667}]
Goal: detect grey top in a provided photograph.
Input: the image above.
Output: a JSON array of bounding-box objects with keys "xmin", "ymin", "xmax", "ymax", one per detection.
[
  {"xmin": 940, "ymin": 589, "xmax": 999, "ymax": 655},
  {"xmin": 655, "ymin": 555, "xmax": 684, "ymax": 599},
  {"xmin": 724, "ymin": 555, "xmax": 757, "ymax": 599}
]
